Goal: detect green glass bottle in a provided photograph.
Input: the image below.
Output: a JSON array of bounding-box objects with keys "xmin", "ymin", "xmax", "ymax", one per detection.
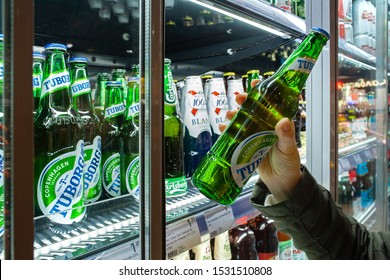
[
  {"xmin": 246, "ymin": 69, "xmax": 260, "ymax": 93},
  {"xmin": 121, "ymin": 76, "xmax": 140, "ymax": 201},
  {"xmin": 32, "ymin": 52, "xmax": 45, "ymax": 116},
  {"xmin": 112, "ymin": 69, "xmax": 127, "ymax": 102},
  {"xmin": 94, "ymin": 72, "xmax": 110, "ymax": 123},
  {"xmin": 100, "ymin": 81, "xmax": 126, "ymax": 199},
  {"xmin": 0, "ymin": 34, "xmax": 4, "ymax": 238},
  {"xmin": 192, "ymin": 27, "xmax": 330, "ymax": 205},
  {"xmin": 164, "ymin": 58, "xmax": 187, "ymax": 198},
  {"xmin": 34, "ymin": 43, "xmax": 86, "ymax": 232},
  {"xmin": 69, "ymin": 57, "xmax": 102, "ymax": 203}
]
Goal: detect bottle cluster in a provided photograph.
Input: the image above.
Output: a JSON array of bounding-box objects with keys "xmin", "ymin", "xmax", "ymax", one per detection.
[{"xmin": 32, "ymin": 43, "xmax": 140, "ymax": 233}]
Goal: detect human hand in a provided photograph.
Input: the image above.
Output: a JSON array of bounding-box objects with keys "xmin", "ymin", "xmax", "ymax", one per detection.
[{"xmin": 220, "ymin": 80, "xmax": 302, "ymax": 202}]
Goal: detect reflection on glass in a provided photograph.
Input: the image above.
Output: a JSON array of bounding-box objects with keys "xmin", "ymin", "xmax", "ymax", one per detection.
[{"xmin": 0, "ymin": 33, "xmax": 4, "ymax": 259}]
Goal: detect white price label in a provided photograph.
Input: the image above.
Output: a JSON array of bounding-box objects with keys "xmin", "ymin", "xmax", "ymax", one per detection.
[
  {"xmin": 127, "ymin": 238, "xmax": 140, "ymax": 260},
  {"xmin": 353, "ymin": 153, "xmax": 362, "ymax": 164},
  {"xmin": 364, "ymin": 149, "xmax": 372, "ymax": 159},
  {"xmin": 204, "ymin": 205, "xmax": 235, "ymax": 239},
  {"xmin": 340, "ymin": 158, "xmax": 351, "ymax": 170},
  {"xmin": 166, "ymin": 217, "xmax": 201, "ymax": 259}
]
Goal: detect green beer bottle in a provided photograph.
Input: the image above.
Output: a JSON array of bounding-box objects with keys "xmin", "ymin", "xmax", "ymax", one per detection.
[
  {"xmin": 94, "ymin": 72, "xmax": 110, "ymax": 123},
  {"xmin": 164, "ymin": 58, "xmax": 187, "ymax": 198},
  {"xmin": 121, "ymin": 76, "xmax": 140, "ymax": 201},
  {"xmin": 69, "ymin": 57, "xmax": 102, "ymax": 203},
  {"xmin": 246, "ymin": 69, "xmax": 261, "ymax": 93},
  {"xmin": 32, "ymin": 52, "xmax": 45, "ymax": 116},
  {"xmin": 112, "ymin": 69, "xmax": 127, "ymax": 102},
  {"xmin": 34, "ymin": 43, "xmax": 86, "ymax": 231},
  {"xmin": 192, "ymin": 27, "xmax": 330, "ymax": 205},
  {"xmin": 0, "ymin": 34, "xmax": 4, "ymax": 238},
  {"xmin": 100, "ymin": 81, "xmax": 126, "ymax": 199}
]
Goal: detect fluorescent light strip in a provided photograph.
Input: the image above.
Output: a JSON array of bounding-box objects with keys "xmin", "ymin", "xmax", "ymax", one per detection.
[
  {"xmin": 338, "ymin": 53, "xmax": 376, "ymax": 70},
  {"xmin": 188, "ymin": 0, "xmax": 288, "ymax": 37}
]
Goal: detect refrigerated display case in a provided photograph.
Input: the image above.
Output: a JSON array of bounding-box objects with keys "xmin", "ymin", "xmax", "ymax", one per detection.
[
  {"xmin": 335, "ymin": 0, "xmax": 388, "ymax": 231},
  {"xmin": 3, "ymin": 0, "xmax": 387, "ymax": 261}
]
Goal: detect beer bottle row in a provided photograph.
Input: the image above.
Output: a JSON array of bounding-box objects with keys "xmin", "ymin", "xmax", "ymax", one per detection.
[{"xmin": 170, "ymin": 213, "xmax": 307, "ymax": 260}]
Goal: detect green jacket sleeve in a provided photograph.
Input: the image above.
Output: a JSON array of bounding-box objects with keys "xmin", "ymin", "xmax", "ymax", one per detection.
[{"xmin": 250, "ymin": 166, "xmax": 390, "ymax": 260}]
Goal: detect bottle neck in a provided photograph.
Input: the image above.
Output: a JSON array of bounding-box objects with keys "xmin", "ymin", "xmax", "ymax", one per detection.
[
  {"xmin": 272, "ymin": 32, "xmax": 328, "ymax": 92},
  {"xmin": 70, "ymin": 66, "xmax": 94, "ymax": 113},
  {"xmin": 125, "ymin": 81, "xmax": 140, "ymax": 125},
  {"xmin": 40, "ymin": 51, "xmax": 72, "ymax": 112},
  {"xmin": 164, "ymin": 65, "xmax": 179, "ymax": 116}
]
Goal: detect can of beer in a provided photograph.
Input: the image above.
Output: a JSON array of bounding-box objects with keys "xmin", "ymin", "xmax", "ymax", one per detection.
[{"xmin": 227, "ymin": 78, "xmax": 244, "ymax": 111}]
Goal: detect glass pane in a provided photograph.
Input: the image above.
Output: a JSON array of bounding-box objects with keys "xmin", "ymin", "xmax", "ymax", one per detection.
[
  {"xmin": 33, "ymin": 0, "xmax": 142, "ymax": 260},
  {"xmin": 0, "ymin": 0, "xmax": 4, "ymax": 259},
  {"xmin": 336, "ymin": 0, "xmax": 387, "ymax": 231}
]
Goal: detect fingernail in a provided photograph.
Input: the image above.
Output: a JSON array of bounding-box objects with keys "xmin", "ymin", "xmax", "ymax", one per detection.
[{"xmin": 282, "ymin": 122, "xmax": 290, "ymax": 132}]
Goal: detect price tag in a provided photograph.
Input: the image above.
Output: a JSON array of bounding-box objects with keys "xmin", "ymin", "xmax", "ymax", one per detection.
[
  {"xmin": 364, "ymin": 149, "xmax": 372, "ymax": 159},
  {"xmin": 127, "ymin": 238, "xmax": 140, "ymax": 260},
  {"xmin": 340, "ymin": 157, "xmax": 351, "ymax": 171},
  {"xmin": 204, "ymin": 205, "xmax": 235, "ymax": 239},
  {"xmin": 166, "ymin": 216, "xmax": 201, "ymax": 259}
]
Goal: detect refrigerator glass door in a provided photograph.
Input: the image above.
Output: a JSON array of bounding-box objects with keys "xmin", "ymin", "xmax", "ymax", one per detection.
[{"xmin": 336, "ymin": 0, "xmax": 388, "ymax": 231}]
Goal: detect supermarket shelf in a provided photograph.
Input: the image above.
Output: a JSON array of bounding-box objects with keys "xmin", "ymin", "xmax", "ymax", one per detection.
[
  {"xmin": 338, "ymin": 38, "xmax": 376, "ymax": 68},
  {"xmin": 338, "ymin": 137, "xmax": 377, "ymax": 174}
]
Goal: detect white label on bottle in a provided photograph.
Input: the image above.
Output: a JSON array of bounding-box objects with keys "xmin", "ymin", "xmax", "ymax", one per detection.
[
  {"xmin": 71, "ymin": 78, "xmax": 91, "ymax": 97},
  {"xmin": 0, "ymin": 62, "xmax": 3, "ymax": 81},
  {"xmin": 288, "ymin": 57, "xmax": 317, "ymax": 74},
  {"xmin": 166, "ymin": 216, "xmax": 201, "ymax": 259},
  {"xmin": 37, "ymin": 140, "xmax": 86, "ymax": 225},
  {"xmin": 84, "ymin": 136, "xmax": 102, "ymax": 203},
  {"xmin": 102, "ymin": 153, "xmax": 121, "ymax": 197},
  {"xmin": 105, "ymin": 103, "xmax": 125, "ymax": 119},
  {"xmin": 207, "ymin": 79, "xmax": 229, "ymax": 136},
  {"xmin": 183, "ymin": 88, "xmax": 212, "ymax": 138},
  {"xmin": 204, "ymin": 205, "xmax": 234, "ymax": 239},
  {"xmin": 126, "ymin": 156, "xmax": 140, "ymax": 201},
  {"xmin": 33, "ymin": 74, "xmax": 41, "ymax": 90},
  {"xmin": 41, "ymin": 71, "xmax": 71, "ymax": 98},
  {"xmin": 231, "ymin": 131, "xmax": 277, "ymax": 188}
]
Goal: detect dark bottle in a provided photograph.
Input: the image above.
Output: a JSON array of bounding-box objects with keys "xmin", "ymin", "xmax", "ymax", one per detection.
[
  {"xmin": 229, "ymin": 223, "xmax": 258, "ymax": 260},
  {"xmin": 32, "ymin": 52, "xmax": 45, "ymax": 115},
  {"xmin": 69, "ymin": 57, "xmax": 102, "ymax": 203},
  {"xmin": 94, "ymin": 72, "xmax": 110, "ymax": 123},
  {"xmin": 121, "ymin": 76, "xmax": 140, "ymax": 201},
  {"xmin": 164, "ymin": 59, "xmax": 187, "ymax": 197},
  {"xmin": 192, "ymin": 27, "xmax": 330, "ymax": 205},
  {"xmin": 248, "ymin": 214, "xmax": 279, "ymax": 260},
  {"xmin": 100, "ymin": 81, "xmax": 126, "ymax": 199},
  {"xmin": 34, "ymin": 43, "xmax": 86, "ymax": 232}
]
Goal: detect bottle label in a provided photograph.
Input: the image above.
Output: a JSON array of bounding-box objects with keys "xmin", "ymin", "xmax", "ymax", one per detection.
[
  {"xmin": 71, "ymin": 78, "xmax": 91, "ymax": 97},
  {"xmin": 165, "ymin": 70, "xmax": 177, "ymax": 105},
  {"xmin": 127, "ymin": 102, "xmax": 140, "ymax": 120},
  {"xmin": 105, "ymin": 103, "xmax": 125, "ymax": 119},
  {"xmin": 126, "ymin": 156, "xmax": 140, "ymax": 201},
  {"xmin": 165, "ymin": 176, "xmax": 188, "ymax": 197},
  {"xmin": 33, "ymin": 74, "xmax": 41, "ymax": 91},
  {"xmin": 41, "ymin": 71, "xmax": 71, "ymax": 98},
  {"xmin": 231, "ymin": 131, "xmax": 277, "ymax": 188},
  {"xmin": 278, "ymin": 239, "xmax": 292, "ymax": 260},
  {"xmin": 103, "ymin": 153, "xmax": 121, "ymax": 197},
  {"xmin": 184, "ymin": 90, "xmax": 212, "ymax": 138},
  {"xmin": 208, "ymin": 90, "xmax": 229, "ymax": 136},
  {"xmin": 0, "ymin": 62, "xmax": 3, "ymax": 81},
  {"xmin": 84, "ymin": 136, "xmax": 102, "ymax": 203},
  {"xmin": 37, "ymin": 140, "xmax": 86, "ymax": 225},
  {"xmin": 0, "ymin": 148, "xmax": 4, "ymax": 237},
  {"xmin": 288, "ymin": 57, "xmax": 317, "ymax": 74},
  {"xmin": 258, "ymin": 252, "xmax": 278, "ymax": 260}
]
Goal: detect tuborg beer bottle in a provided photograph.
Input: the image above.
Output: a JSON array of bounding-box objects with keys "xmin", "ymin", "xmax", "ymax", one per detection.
[
  {"xmin": 192, "ymin": 27, "xmax": 330, "ymax": 205},
  {"xmin": 32, "ymin": 52, "xmax": 45, "ymax": 116},
  {"xmin": 100, "ymin": 81, "xmax": 126, "ymax": 199},
  {"xmin": 164, "ymin": 58, "xmax": 187, "ymax": 198},
  {"xmin": 69, "ymin": 57, "xmax": 102, "ymax": 203},
  {"xmin": 94, "ymin": 72, "xmax": 110, "ymax": 123},
  {"xmin": 112, "ymin": 69, "xmax": 127, "ymax": 102},
  {"xmin": 121, "ymin": 76, "xmax": 140, "ymax": 201},
  {"xmin": 34, "ymin": 43, "xmax": 86, "ymax": 232}
]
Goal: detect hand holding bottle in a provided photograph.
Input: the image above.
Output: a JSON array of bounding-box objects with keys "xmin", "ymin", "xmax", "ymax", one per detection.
[{"xmin": 220, "ymin": 79, "xmax": 302, "ymax": 203}]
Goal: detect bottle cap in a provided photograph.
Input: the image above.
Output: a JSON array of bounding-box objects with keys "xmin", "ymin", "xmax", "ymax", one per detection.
[
  {"xmin": 33, "ymin": 52, "xmax": 45, "ymax": 60},
  {"xmin": 311, "ymin": 27, "xmax": 330, "ymax": 40},
  {"xmin": 44, "ymin": 43, "xmax": 67, "ymax": 51},
  {"xmin": 69, "ymin": 57, "xmax": 88, "ymax": 64},
  {"xmin": 164, "ymin": 58, "xmax": 171, "ymax": 64}
]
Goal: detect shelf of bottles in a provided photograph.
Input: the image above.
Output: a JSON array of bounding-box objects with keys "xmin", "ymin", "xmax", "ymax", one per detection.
[{"xmin": 336, "ymin": 0, "xmax": 385, "ymax": 227}]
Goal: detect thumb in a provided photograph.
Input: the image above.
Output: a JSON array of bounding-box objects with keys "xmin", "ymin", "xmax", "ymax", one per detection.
[{"xmin": 274, "ymin": 118, "xmax": 297, "ymax": 154}]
